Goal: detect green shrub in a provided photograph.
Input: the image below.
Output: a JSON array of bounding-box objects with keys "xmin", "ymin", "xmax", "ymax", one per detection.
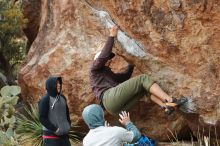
[{"xmin": 0, "ymin": 0, "xmax": 27, "ymax": 85}]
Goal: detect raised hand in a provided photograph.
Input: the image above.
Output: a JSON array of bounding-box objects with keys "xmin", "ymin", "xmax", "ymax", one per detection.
[
  {"xmin": 110, "ymin": 25, "xmax": 119, "ymax": 37},
  {"xmin": 119, "ymin": 111, "xmax": 131, "ymax": 126}
]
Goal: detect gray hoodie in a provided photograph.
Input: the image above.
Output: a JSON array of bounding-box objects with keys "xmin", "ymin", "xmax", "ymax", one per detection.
[{"xmin": 39, "ymin": 77, "xmax": 71, "ymax": 136}]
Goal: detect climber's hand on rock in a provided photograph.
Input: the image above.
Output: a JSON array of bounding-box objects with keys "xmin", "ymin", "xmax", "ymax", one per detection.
[{"xmin": 110, "ymin": 26, "xmax": 118, "ymax": 37}]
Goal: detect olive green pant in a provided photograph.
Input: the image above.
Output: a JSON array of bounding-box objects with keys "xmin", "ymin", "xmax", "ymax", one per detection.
[{"xmin": 103, "ymin": 74, "xmax": 154, "ymax": 115}]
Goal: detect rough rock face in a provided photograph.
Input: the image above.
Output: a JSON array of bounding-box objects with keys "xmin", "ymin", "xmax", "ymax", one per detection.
[{"xmin": 19, "ymin": 0, "xmax": 220, "ymax": 142}]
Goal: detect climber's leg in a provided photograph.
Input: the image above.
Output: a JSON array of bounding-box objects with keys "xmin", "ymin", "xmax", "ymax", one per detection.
[
  {"xmin": 150, "ymin": 95, "xmax": 166, "ymax": 107},
  {"xmin": 103, "ymin": 74, "xmax": 154, "ymax": 115},
  {"xmin": 149, "ymin": 83, "xmax": 173, "ymax": 103}
]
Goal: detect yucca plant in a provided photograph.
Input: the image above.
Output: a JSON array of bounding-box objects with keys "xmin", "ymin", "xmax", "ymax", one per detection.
[
  {"xmin": 69, "ymin": 125, "xmax": 85, "ymax": 144},
  {"xmin": 16, "ymin": 104, "xmax": 42, "ymax": 146},
  {"xmin": 16, "ymin": 103, "xmax": 84, "ymax": 146}
]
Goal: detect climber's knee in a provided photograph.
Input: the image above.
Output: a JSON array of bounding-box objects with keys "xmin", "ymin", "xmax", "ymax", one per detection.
[{"xmin": 140, "ymin": 74, "xmax": 154, "ymax": 91}]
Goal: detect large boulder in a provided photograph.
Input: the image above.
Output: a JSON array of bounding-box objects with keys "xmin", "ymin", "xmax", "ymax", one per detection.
[{"xmin": 18, "ymin": 0, "xmax": 220, "ymax": 142}]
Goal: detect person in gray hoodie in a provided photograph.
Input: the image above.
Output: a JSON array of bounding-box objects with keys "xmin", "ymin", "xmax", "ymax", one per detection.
[
  {"xmin": 82, "ymin": 104, "xmax": 141, "ymax": 146},
  {"xmin": 38, "ymin": 76, "xmax": 71, "ymax": 146}
]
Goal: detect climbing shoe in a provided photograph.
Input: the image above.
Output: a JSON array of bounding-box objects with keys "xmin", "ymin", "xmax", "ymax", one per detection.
[
  {"xmin": 172, "ymin": 96, "xmax": 188, "ymax": 107},
  {"xmin": 164, "ymin": 106, "xmax": 175, "ymax": 115},
  {"xmin": 163, "ymin": 96, "xmax": 188, "ymax": 115}
]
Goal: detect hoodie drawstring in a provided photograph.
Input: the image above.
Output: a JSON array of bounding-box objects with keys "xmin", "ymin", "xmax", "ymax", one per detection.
[{"xmin": 51, "ymin": 95, "xmax": 60, "ymax": 109}]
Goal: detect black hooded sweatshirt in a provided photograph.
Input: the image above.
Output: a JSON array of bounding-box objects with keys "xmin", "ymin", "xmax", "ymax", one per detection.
[{"xmin": 38, "ymin": 77, "xmax": 71, "ymax": 136}]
